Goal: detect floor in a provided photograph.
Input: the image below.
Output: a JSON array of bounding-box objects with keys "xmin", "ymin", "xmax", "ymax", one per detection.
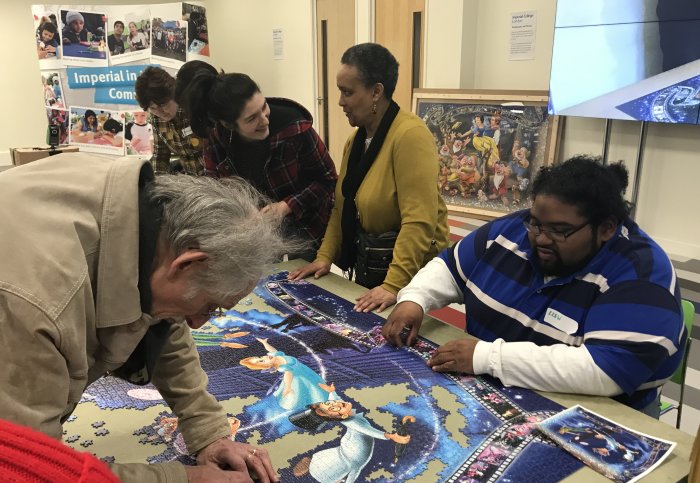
[{"xmin": 445, "ymin": 214, "xmax": 700, "ymax": 436}]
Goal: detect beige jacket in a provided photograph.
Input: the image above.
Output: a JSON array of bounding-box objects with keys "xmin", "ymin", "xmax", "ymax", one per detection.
[{"xmin": 0, "ymin": 153, "xmax": 230, "ymax": 482}]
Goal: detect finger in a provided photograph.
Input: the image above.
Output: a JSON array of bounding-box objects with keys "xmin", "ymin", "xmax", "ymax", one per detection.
[
  {"xmin": 380, "ymin": 319, "xmax": 395, "ymax": 343},
  {"xmin": 224, "ymin": 453, "xmax": 248, "ymax": 473},
  {"xmin": 406, "ymin": 322, "xmax": 420, "ymax": 347},
  {"xmin": 375, "ymin": 299, "xmax": 392, "ymax": 313},
  {"xmin": 255, "ymin": 451, "xmax": 279, "ymax": 483},
  {"xmin": 361, "ymin": 300, "xmax": 380, "ymax": 313},
  {"xmin": 313, "ymin": 267, "xmax": 328, "ymax": 278},
  {"xmin": 353, "ymin": 299, "xmax": 370, "ymax": 312},
  {"xmin": 430, "ymin": 360, "xmax": 455, "ymax": 372},
  {"xmin": 427, "ymin": 350, "xmax": 451, "ymax": 367},
  {"xmin": 246, "ymin": 454, "xmax": 272, "ymax": 483},
  {"xmin": 290, "ymin": 267, "xmax": 314, "ymax": 280},
  {"xmin": 387, "ymin": 320, "xmax": 406, "ymax": 348}
]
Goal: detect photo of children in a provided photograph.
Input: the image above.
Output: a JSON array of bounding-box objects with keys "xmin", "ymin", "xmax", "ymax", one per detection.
[
  {"xmin": 105, "ymin": 7, "xmax": 151, "ymax": 65},
  {"xmin": 125, "ymin": 110, "xmax": 154, "ymax": 157},
  {"xmin": 60, "ymin": 10, "xmax": 107, "ymax": 64},
  {"xmin": 46, "ymin": 107, "xmax": 69, "ymax": 145},
  {"xmin": 41, "ymin": 71, "xmax": 64, "ymax": 108},
  {"xmin": 151, "ymin": 18, "xmax": 187, "ymax": 67},
  {"xmin": 538, "ymin": 406, "xmax": 676, "ymax": 483},
  {"xmin": 69, "ymin": 107, "xmax": 124, "ymax": 155},
  {"xmin": 32, "ymin": 6, "xmax": 61, "ymax": 68},
  {"xmin": 183, "ymin": 3, "xmax": 209, "ymax": 57},
  {"xmin": 107, "ymin": 20, "xmax": 126, "ymax": 55}
]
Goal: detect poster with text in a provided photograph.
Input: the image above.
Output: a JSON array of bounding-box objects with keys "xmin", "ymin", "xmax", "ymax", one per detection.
[
  {"xmin": 69, "ymin": 106, "xmax": 124, "ymax": 155},
  {"xmin": 105, "ymin": 5, "xmax": 151, "ymax": 65},
  {"xmin": 60, "ymin": 9, "xmax": 108, "ymax": 66}
]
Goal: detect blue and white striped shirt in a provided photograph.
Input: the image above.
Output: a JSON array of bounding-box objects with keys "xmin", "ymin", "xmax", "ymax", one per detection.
[{"xmin": 440, "ymin": 210, "xmax": 686, "ymax": 410}]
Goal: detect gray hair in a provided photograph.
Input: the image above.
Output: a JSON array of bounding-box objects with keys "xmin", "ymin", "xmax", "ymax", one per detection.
[{"xmin": 148, "ymin": 175, "xmax": 291, "ymax": 301}]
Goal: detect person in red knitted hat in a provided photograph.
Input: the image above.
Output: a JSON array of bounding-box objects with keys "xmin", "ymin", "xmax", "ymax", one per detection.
[{"xmin": 0, "ymin": 418, "xmax": 120, "ymax": 482}]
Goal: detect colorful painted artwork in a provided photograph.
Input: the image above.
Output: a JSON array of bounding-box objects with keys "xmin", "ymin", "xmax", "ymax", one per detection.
[
  {"xmin": 65, "ymin": 271, "xmax": 582, "ymax": 482},
  {"xmin": 538, "ymin": 406, "xmax": 676, "ymax": 483},
  {"xmin": 413, "ymin": 90, "xmax": 560, "ymax": 219}
]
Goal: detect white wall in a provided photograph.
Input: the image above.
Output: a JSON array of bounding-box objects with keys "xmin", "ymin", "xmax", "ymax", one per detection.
[
  {"xmin": 424, "ymin": 0, "xmax": 464, "ymax": 88},
  {"xmin": 207, "ymin": 0, "xmax": 317, "ymax": 116},
  {"xmin": 472, "ymin": 0, "xmax": 555, "ymax": 90}
]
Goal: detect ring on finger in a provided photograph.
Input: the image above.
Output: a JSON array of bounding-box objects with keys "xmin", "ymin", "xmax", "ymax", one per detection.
[{"xmin": 247, "ymin": 448, "xmax": 257, "ymax": 460}]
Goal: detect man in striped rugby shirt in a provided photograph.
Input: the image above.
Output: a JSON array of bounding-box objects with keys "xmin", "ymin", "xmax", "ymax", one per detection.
[{"xmin": 383, "ymin": 156, "xmax": 685, "ymax": 416}]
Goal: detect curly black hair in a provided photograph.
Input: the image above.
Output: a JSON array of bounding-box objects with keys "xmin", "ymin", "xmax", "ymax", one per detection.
[{"xmin": 532, "ymin": 155, "xmax": 632, "ymax": 226}]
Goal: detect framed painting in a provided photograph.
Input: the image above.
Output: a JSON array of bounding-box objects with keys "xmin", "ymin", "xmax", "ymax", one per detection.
[{"xmin": 412, "ymin": 89, "xmax": 562, "ymax": 219}]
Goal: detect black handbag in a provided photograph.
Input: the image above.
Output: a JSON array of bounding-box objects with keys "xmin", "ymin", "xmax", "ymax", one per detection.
[{"xmin": 353, "ymin": 230, "xmax": 398, "ymax": 289}]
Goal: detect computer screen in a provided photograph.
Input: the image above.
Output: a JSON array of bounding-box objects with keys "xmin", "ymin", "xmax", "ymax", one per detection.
[{"xmin": 548, "ymin": 0, "xmax": 700, "ymax": 124}]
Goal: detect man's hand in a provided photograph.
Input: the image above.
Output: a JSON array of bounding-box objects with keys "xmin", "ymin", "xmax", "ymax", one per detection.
[
  {"xmin": 260, "ymin": 201, "xmax": 291, "ymax": 220},
  {"xmin": 382, "ymin": 301, "xmax": 424, "ymax": 347},
  {"xmin": 287, "ymin": 260, "xmax": 331, "ymax": 281},
  {"xmin": 427, "ymin": 339, "xmax": 479, "ymax": 374},
  {"xmin": 196, "ymin": 438, "xmax": 278, "ymax": 483},
  {"xmin": 354, "ymin": 286, "xmax": 396, "ymax": 313}
]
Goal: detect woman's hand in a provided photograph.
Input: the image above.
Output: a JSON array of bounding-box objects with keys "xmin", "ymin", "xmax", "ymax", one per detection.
[
  {"xmin": 287, "ymin": 260, "xmax": 331, "ymax": 281},
  {"xmin": 354, "ymin": 286, "xmax": 396, "ymax": 313},
  {"xmin": 260, "ymin": 201, "xmax": 291, "ymax": 220}
]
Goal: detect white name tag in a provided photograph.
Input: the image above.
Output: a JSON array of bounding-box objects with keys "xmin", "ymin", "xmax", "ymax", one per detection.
[
  {"xmin": 182, "ymin": 126, "xmax": 193, "ymax": 137},
  {"xmin": 544, "ymin": 308, "xmax": 578, "ymax": 334}
]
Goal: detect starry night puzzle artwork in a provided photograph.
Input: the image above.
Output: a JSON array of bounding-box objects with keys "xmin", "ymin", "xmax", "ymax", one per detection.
[
  {"xmin": 616, "ymin": 74, "xmax": 700, "ymax": 124},
  {"xmin": 64, "ymin": 271, "xmax": 582, "ymax": 482}
]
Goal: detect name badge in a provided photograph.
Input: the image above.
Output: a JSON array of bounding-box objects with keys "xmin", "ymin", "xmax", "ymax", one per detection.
[
  {"xmin": 544, "ymin": 308, "xmax": 578, "ymax": 334},
  {"xmin": 182, "ymin": 126, "xmax": 193, "ymax": 137}
]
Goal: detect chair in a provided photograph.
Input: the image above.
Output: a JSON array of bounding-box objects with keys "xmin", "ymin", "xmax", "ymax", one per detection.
[{"xmin": 659, "ymin": 299, "xmax": 695, "ymax": 428}]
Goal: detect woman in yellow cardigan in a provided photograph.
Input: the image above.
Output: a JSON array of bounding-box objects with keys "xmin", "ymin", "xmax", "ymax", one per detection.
[{"xmin": 289, "ymin": 43, "xmax": 449, "ymax": 313}]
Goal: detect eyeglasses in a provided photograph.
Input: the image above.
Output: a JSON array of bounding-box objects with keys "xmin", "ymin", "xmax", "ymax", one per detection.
[{"xmin": 523, "ymin": 218, "xmax": 590, "ymax": 242}]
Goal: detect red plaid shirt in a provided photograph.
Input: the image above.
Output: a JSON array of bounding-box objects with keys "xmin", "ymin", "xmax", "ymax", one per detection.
[{"xmin": 202, "ymin": 98, "xmax": 337, "ymax": 244}]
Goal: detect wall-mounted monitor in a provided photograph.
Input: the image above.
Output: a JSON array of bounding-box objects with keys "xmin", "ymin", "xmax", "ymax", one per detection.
[{"xmin": 548, "ymin": 0, "xmax": 700, "ymax": 124}]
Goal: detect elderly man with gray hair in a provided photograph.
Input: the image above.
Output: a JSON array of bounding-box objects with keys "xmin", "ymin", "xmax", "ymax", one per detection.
[{"xmin": 0, "ymin": 153, "xmax": 287, "ymax": 482}]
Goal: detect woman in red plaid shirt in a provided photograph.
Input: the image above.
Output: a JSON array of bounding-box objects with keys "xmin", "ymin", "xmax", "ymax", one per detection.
[{"xmin": 186, "ymin": 72, "xmax": 337, "ymax": 261}]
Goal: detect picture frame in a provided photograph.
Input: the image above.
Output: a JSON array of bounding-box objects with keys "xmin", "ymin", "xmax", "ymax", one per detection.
[{"xmin": 412, "ymin": 89, "xmax": 562, "ymax": 219}]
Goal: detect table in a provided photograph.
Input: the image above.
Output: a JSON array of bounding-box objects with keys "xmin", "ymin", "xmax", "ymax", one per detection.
[
  {"xmin": 302, "ymin": 261, "xmax": 694, "ymax": 482},
  {"xmin": 66, "ymin": 260, "xmax": 693, "ymax": 482},
  {"xmin": 62, "ymin": 43, "xmax": 107, "ymax": 59}
]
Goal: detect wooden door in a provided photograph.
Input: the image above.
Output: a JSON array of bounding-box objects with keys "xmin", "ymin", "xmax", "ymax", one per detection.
[
  {"xmin": 375, "ymin": 0, "xmax": 425, "ymax": 110},
  {"xmin": 316, "ymin": 0, "xmax": 356, "ymax": 169}
]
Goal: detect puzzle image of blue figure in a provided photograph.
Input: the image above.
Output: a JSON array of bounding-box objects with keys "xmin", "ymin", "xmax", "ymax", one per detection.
[
  {"xmin": 538, "ymin": 406, "xmax": 676, "ymax": 483},
  {"xmin": 63, "ymin": 271, "xmax": 584, "ymax": 482}
]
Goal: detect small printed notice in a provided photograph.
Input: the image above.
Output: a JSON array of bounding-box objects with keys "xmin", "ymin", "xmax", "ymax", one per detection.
[
  {"xmin": 273, "ymin": 28, "xmax": 284, "ymax": 60},
  {"xmin": 509, "ymin": 11, "xmax": 537, "ymax": 61}
]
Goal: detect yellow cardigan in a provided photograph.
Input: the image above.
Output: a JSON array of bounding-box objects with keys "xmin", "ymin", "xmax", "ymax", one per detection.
[{"xmin": 316, "ymin": 108, "xmax": 449, "ymax": 294}]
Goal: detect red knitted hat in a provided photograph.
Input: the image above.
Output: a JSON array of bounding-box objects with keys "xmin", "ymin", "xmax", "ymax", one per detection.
[{"xmin": 0, "ymin": 419, "xmax": 120, "ymax": 482}]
